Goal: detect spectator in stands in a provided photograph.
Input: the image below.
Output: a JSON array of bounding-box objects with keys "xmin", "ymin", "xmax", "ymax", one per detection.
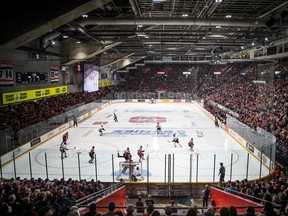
[
  {"xmin": 244, "ymin": 206, "xmax": 255, "ymax": 216},
  {"xmin": 228, "ymin": 206, "xmax": 238, "ymax": 216},
  {"xmin": 126, "ymin": 204, "xmax": 134, "ymax": 216},
  {"xmin": 39, "ymin": 205, "xmax": 54, "ymax": 216},
  {"xmin": 103, "ymin": 201, "xmax": 115, "ymax": 216},
  {"xmin": 53, "ymin": 189, "xmax": 72, "ymax": 216},
  {"xmin": 135, "ymin": 196, "xmax": 144, "ymax": 213},
  {"xmin": 35, "ymin": 191, "xmax": 50, "ymax": 215},
  {"xmin": 186, "ymin": 207, "xmax": 198, "ymax": 216},
  {"xmin": 97, "ymin": 180, "xmax": 105, "ymax": 190},
  {"xmin": 7, "ymin": 194, "xmax": 21, "ymax": 216},
  {"xmin": 68, "ymin": 206, "xmax": 81, "ymax": 216},
  {"xmin": 207, "ymin": 207, "xmax": 215, "ymax": 216},
  {"xmin": 262, "ymin": 202, "xmax": 278, "ymax": 216},
  {"xmin": 164, "ymin": 206, "xmax": 172, "ymax": 216},
  {"xmin": 84, "ymin": 203, "xmax": 97, "ymax": 216},
  {"xmin": 219, "ymin": 207, "xmax": 229, "ymax": 216},
  {"xmin": 170, "ymin": 200, "xmax": 178, "ymax": 214},
  {"xmin": 145, "ymin": 194, "xmax": 155, "ymax": 206},
  {"xmin": 150, "ymin": 210, "xmax": 161, "ymax": 216},
  {"xmin": 21, "ymin": 202, "xmax": 38, "ymax": 216},
  {"xmin": 143, "ymin": 204, "xmax": 154, "ymax": 216}
]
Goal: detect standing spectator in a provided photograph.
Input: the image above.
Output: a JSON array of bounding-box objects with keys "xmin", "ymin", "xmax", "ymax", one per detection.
[
  {"xmin": 218, "ymin": 162, "xmax": 225, "ymax": 182},
  {"xmin": 202, "ymin": 184, "xmax": 210, "ymax": 208},
  {"xmin": 84, "ymin": 203, "xmax": 97, "ymax": 216},
  {"xmin": 135, "ymin": 196, "xmax": 144, "ymax": 213}
]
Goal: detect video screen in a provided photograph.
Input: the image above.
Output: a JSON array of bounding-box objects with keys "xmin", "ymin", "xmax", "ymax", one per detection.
[{"xmin": 83, "ymin": 64, "xmax": 99, "ymax": 92}]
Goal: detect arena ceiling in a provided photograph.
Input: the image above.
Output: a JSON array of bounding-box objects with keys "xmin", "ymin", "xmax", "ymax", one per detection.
[{"xmin": 1, "ymin": 0, "xmax": 288, "ymax": 68}]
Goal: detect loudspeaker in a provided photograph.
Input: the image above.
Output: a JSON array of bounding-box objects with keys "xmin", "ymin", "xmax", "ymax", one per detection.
[{"xmin": 265, "ymin": 17, "xmax": 276, "ymax": 28}]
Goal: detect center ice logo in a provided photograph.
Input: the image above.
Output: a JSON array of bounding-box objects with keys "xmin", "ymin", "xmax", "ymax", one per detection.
[{"xmin": 129, "ymin": 116, "xmax": 166, "ymax": 123}]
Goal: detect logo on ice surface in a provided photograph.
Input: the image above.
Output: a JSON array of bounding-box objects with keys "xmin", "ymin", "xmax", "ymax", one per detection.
[
  {"xmin": 111, "ymin": 129, "xmax": 187, "ymax": 137},
  {"xmin": 129, "ymin": 116, "xmax": 166, "ymax": 123}
]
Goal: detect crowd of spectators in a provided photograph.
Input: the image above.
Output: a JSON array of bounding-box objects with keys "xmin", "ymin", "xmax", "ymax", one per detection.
[
  {"xmin": 0, "ymin": 177, "xmax": 106, "ymax": 216},
  {"xmin": 1, "ymin": 174, "xmax": 288, "ymax": 215},
  {"xmin": 0, "ymin": 88, "xmax": 110, "ymax": 136},
  {"xmin": 196, "ymin": 60, "xmax": 288, "ymax": 164}
]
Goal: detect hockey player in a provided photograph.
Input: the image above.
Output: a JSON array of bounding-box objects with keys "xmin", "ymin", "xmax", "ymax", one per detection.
[
  {"xmin": 215, "ymin": 116, "xmax": 219, "ymax": 127},
  {"xmin": 98, "ymin": 125, "xmax": 105, "ymax": 136},
  {"xmin": 172, "ymin": 134, "xmax": 182, "ymax": 147},
  {"xmin": 114, "ymin": 113, "xmax": 118, "ymax": 122},
  {"xmin": 89, "ymin": 146, "xmax": 95, "ymax": 163},
  {"xmin": 124, "ymin": 147, "xmax": 132, "ymax": 162},
  {"xmin": 60, "ymin": 142, "xmax": 68, "ymax": 159},
  {"xmin": 138, "ymin": 145, "xmax": 145, "ymax": 162},
  {"xmin": 62, "ymin": 132, "xmax": 68, "ymax": 145},
  {"xmin": 188, "ymin": 138, "xmax": 194, "ymax": 151},
  {"xmin": 156, "ymin": 122, "xmax": 162, "ymax": 134}
]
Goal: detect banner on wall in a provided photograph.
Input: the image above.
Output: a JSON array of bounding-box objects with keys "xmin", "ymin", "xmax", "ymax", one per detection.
[
  {"xmin": 2, "ymin": 86, "xmax": 68, "ymax": 105},
  {"xmin": 50, "ymin": 65, "xmax": 59, "ymax": 83},
  {"xmin": 0, "ymin": 62, "xmax": 14, "ymax": 85},
  {"xmin": 99, "ymin": 80, "xmax": 112, "ymax": 87}
]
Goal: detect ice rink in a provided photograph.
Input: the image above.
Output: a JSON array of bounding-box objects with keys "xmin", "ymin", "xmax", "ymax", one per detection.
[{"xmin": 2, "ymin": 102, "xmax": 270, "ymax": 182}]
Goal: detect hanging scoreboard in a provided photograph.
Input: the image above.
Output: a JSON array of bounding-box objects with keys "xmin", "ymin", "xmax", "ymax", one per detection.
[{"xmin": 0, "ymin": 62, "xmax": 14, "ymax": 85}]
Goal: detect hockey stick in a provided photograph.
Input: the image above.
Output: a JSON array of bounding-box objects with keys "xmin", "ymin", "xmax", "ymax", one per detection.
[
  {"xmin": 67, "ymin": 146, "xmax": 76, "ymax": 150},
  {"xmin": 144, "ymin": 144, "xmax": 149, "ymax": 151},
  {"xmin": 167, "ymin": 140, "xmax": 172, "ymax": 143}
]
